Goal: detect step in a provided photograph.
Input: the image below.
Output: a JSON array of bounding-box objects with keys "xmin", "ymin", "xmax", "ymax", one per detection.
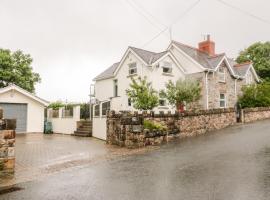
[
  {"xmin": 74, "ymin": 131, "xmax": 92, "ymax": 137},
  {"xmin": 80, "ymin": 121, "xmax": 92, "ymax": 125},
  {"xmin": 77, "ymin": 127, "xmax": 92, "ymax": 132}
]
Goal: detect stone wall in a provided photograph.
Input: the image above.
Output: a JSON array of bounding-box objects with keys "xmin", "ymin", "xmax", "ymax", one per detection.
[
  {"xmin": 0, "ymin": 108, "xmax": 16, "ymax": 177},
  {"xmin": 107, "ymin": 108, "xmax": 236, "ymax": 148},
  {"xmin": 243, "ymin": 107, "xmax": 270, "ymax": 123}
]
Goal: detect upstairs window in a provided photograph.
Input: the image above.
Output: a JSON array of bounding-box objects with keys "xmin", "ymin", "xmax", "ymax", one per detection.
[
  {"xmin": 218, "ymin": 67, "xmax": 226, "ymax": 82},
  {"xmin": 113, "ymin": 79, "xmax": 118, "ymax": 97},
  {"xmin": 159, "ymin": 99, "xmax": 166, "ymax": 106},
  {"xmin": 162, "ymin": 62, "xmax": 172, "ymax": 74},
  {"xmin": 101, "ymin": 101, "xmax": 110, "ymax": 116},
  {"xmin": 128, "ymin": 62, "xmax": 137, "ymax": 75},
  {"xmin": 219, "ymin": 93, "xmax": 226, "ymax": 108}
]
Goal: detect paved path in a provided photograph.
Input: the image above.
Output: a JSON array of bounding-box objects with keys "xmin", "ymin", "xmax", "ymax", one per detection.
[
  {"xmin": 0, "ymin": 133, "xmax": 154, "ymax": 187},
  {"xmin": 1, "ymin": 120, "xmax": 270, "ymax": 199}
]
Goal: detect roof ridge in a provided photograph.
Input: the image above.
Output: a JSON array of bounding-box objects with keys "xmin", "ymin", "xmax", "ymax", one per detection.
[
  {"xmin": 129, "ymin": 46, "xmax": 168, "ymax": 55},
  {"xmin": 172, "ymin": 40, "xmax": 210, "ymax": 55},
  {"xmin": 129, "ymin": 46, "xmax": 156, "ymax": 54},
  {"xmin": 209, "ymin": 53, "xmax": 225, "ymax": 58},
  {"xmin": 234, "ymin": 61, "xmax": 252, "ymax": 67}
]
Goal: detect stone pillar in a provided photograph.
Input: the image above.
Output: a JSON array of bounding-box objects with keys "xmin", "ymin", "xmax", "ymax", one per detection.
[{"xmin": 0, "ymin": 108, "xmax": 16, "ymax": 177}]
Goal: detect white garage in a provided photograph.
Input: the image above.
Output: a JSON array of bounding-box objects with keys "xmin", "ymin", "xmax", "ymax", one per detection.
[{"xmin": 0, "ymin": 84, "xmax": 49, "ymax": 133}]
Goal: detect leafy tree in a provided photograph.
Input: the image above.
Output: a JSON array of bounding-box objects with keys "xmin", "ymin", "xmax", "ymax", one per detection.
[
  {"xmin": 238, "ymin": 83, "xmax": 270, "ymax": 108},
  {"xmin": 0, "ymin": 49, "xmax": 41, "ymax": 93},
  {"xmin": 126, "ymin": 76, "xmax": 159, "ymax": 110},
  {"xmin": 236, "ymin": 42, "xmax": 270, "ymax": 81},
  {"xmin": 161, "ymin": 79, "xmax": 201, "ymax": 111},
  {"xmin": 48, "ymin": 101, "xmax": 65, "ymax": 110}
]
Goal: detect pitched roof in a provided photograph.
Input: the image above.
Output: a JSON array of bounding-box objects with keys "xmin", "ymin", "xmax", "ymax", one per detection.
[
  {"xmin": 172, "ymin": 40, "xmax": 225, "ymax": 69},
  {"xmin": 171, "ymin": 40, "xmax": 256, "ymax": 78},
  {"xmin": 129, "ymin": 46, "xmax": 168, "ymax": 65},
  {"xmin": 0, "ymin": 84, "xmax": 49, "ymax": 106},
  {"xmin": 93, "ymin": 47, "xmax": 168, "ymax": 81},
  {"xmin": 93, "ymin": 62, "xmax": 120, "ymax": 81}
]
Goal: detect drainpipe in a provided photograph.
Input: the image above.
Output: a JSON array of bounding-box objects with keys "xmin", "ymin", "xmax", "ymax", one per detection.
[{"xmin": 205, "ymin": 71, "xmax": 210, "ymax": 110}]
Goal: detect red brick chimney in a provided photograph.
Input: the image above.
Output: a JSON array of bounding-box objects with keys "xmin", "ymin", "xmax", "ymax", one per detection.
[{"xmin": 198, "ymin": 35, "xmax": 215, "ymax": 56}]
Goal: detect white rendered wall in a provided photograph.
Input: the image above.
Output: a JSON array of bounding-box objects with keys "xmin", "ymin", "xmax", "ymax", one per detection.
[
  {"xmin": 0, "ymin": 90, "xmax": 45, "ymax": 132},
  {"xmin": 48, "ymin": 106, "xmax": 80, "ymax": 134}
]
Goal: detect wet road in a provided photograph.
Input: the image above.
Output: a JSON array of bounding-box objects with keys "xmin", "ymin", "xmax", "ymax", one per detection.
[{"xmin": 2, "ymin": 120, "xmax": 270, "ymax": 200}]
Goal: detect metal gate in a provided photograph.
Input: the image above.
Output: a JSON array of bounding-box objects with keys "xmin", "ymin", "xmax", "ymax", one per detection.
[{"xmin": 0, "ymin": 103, "xmax": 27, "ymax": 132}]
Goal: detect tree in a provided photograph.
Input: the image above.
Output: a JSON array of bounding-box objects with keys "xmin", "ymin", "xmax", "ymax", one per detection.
[
  {"xmin": 238, "ymin": 83, "xmax": 270, "ymax": 108},
  {"xmin": 236, "ymin": 42, "xmax": 270, "ymax": 81},
  {"xmin": 48, "ymin": 101, "xmax": 65, "ymax": 110},
  {"xmin": 126, "ymin": 76, "xmax": 159, "ymax": 110},
  {"xmin": 161, "ymin": 79, "xmax": 201, "ymax": 111},
  {"xmin": 0, "ymin": 49, "xmax": 41, "ymax": 93}
]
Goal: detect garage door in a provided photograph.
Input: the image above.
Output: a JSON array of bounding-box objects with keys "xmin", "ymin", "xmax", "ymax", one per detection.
[{"xmin": 0, "ymin": 103, "xmax": 27, "ymax": 133}]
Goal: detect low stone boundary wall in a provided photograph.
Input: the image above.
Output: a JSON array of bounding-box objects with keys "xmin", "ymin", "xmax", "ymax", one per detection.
[
  {"xmin": 107, "ymin": 108, "xmax": 236, "ymax": 148},
  {"xmin": 243, "ymin": 107, "xmax": 270, "ymax": 123},
  {"xmin": 0, "ymin": 108, "xmax": 16, "ymax": 177}
]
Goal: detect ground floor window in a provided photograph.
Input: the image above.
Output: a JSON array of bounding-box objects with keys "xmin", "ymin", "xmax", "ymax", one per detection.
[
  {"xmin": 219, "ymin": 93, "xmax": 226, "ymax": 108},
  {"xmin": 102, "ymin": 101, "xmax": 110, "ymax": 116},
  {"xmin": 94, "ymin": 104, "xmax": 100, "ymax": 117},
  {"xmin": 128, "ymin": 98, "xmax": 132, "ymax": 106}
]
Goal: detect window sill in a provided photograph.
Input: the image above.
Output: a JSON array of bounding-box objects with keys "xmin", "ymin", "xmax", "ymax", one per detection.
[
  {"xmin": 158, "ymin": 106, "xmax": 169, "ymax": 109},
  {"xmin": 127, "ymin": 74, "xmax": 138, "ymax": 78},
  {"xmin": 218, "ymin": 80, "xmax": 226, "ymax": 83},
  {"xmin": 110, "ymin": 96, "xmax": 120, "ymax": 99},
  {"xmin": 162, "ymin": 73, "xmax": 174, "ymax": 77}
]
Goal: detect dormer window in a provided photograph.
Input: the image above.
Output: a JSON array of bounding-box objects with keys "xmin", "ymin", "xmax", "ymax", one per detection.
[
  {"xmin": 128, "ymin": 62, "xmax": 137, "ymax": 75},
  {"xmin": 218, "ymin": 67, "xmax": 226, "ymax": 82},
  {"xmin": 162, "ymin": 62, "xmax": 172, "ymax": 74}
]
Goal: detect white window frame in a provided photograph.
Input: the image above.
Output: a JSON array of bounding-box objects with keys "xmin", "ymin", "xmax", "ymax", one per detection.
[
  {"xmin": 113, "ymin": 79, "xmax": 118, "ymax": 97},
  {"xmin": 218, "ymin": 67, "xmax": 226, "ymax": 82},
  {"xmin": 94, "ymin": 104, "xmax": 100, "ymax": 117},
  {"xmin": 159, "ymin": 99, "xmax": 166, "ymax": 106},
  {"xmin": 162, "ymin": 62, "xmax": 172, "ymax": 74},
  {"xmin": 219, "ymin": 93, "xmax": 226, "ymax": 108},
  {"xmin": 101, "ymin": 101, "xmax": 110, "ymax": 116},
  {"xmin": 128, "ymin": 62, "xmax": 137, "ymax": 75}
]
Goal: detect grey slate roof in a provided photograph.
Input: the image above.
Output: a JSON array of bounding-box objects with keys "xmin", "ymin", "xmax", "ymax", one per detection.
[
  {"xmin": 129, "ymin": 46, "xmax": 168, "ymax": 65},
  {"xmin": 94, "ymin": 42, "xmax": 253, "ymax": 81},
  {"xmin": 172, "ymin": 40, "xmax": 251, "ymax": 77},
  {"xmin": 93, "ymin": 62, "xmax": 119, "ymax": 81},
  {"xmin": 94, "ymin": 47, "xmax": 168, "ymax": 81},
  {"xmin": 172, "ymin": 41, "xmax": 224, "ymax": 69}
]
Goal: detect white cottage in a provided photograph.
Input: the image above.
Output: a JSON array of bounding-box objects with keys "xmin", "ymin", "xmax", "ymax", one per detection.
[
  {"xmin": 0, "ymin": 84, "xmax": 49, "ymax": 133},
  {"xmin": 93, "ymin": 36, "xmax": 260, "ymax": 114}
]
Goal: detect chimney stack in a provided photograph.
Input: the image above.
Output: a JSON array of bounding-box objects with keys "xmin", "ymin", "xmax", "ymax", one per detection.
[{"xmin": 198, "ymin": 34, "xmax": 215, "ymax": 56}]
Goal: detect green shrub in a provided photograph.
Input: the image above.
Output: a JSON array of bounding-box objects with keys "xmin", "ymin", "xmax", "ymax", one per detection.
[
  {"xmin": 238, "ymin": 83, "xmax": 270, "ymax": 108},
  {"xmin": 143, "ymin": 120, "xmax": 167, "ymax": 131},
  {"xmin": 48, "ymin": 101, "xmax": 65, "ymax": 110}
]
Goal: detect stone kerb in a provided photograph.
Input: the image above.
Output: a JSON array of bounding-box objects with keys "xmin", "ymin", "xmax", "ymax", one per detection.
[{"xmin": 0, "ymin": 107, "xmax": 16, "ymax": 177}]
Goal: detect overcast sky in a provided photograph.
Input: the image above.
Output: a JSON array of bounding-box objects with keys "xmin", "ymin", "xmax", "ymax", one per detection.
[{"xmin": 0, "ymin": 0, "xmax": 269, "ymax": 102}]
